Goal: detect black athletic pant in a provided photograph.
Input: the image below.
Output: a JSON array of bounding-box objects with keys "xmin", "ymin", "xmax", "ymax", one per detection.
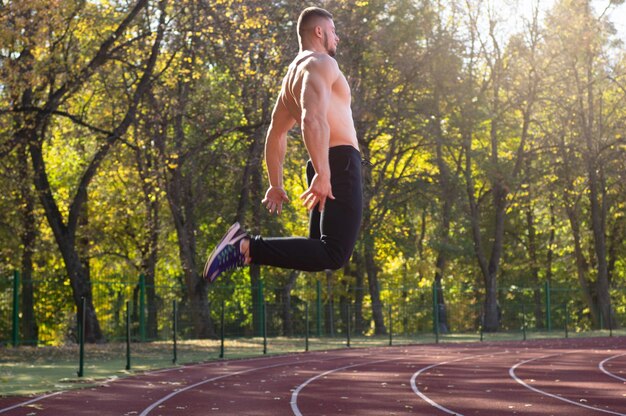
[{"xmin": 249, "ymin": 145, "xmax": 363, "ymax": 271}]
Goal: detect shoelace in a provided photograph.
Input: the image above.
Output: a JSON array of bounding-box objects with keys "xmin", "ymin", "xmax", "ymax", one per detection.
[{"xmin": 217, "ymin": 245, "xmax": 244, "ymax": 271}]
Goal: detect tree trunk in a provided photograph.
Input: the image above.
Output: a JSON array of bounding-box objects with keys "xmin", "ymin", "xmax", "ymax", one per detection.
[
  {"xmin": 133, "ymin": 120, "xmax": 161, "ymax": 340},
  {"xmin": 464, "ymin": 123, "xmax": 507, "ymax": 332},
  {"xmin": 24, "ymin": 0, "xmax": 163, "ymax": 343},
  {"xmin": 584, "ymin": 141, "xmax": 611, "ymax": 327},
  {"xmin": 359, "ymin": 141, "xmax": 386, "ymax": 335},
  {"xmin": 586, "ymin": 163, "xmax": 611, "ymax": 327},
  {"xmin": 17, "ymin": 144, "xmax": 38, "ymax": 344},
  {"xmin": 524, "ymin": 160, "xmax": 543, "ymax": 329},
  {"xmin": 170, "ymin": 203, "xmax": 214, "ymax": 338},
  {"xmin": 545, "ymin": 203, "xmax": 556, "ymax": 329},
  {"xmin": 464, "ymin": 122, "xmax": 496, "ymax": 332},
  {"xmin": 430, "ymin": 67, "xmax": 454, "ymax": 334},
  {"xmin": 142, "ymin": 202, "xmax": 159, "ymax": 340},
  {"xmin": 13, "ymin": 79, "xmax": 39, "ymax": 344},
  {"xmin": 557, "ymin": 129, "xmax": 598, "ymax": 326},
  {"xmin": 281, "ymin": 271, "xmax": 297, "ymax": 336},
  {"xmin": 246, "ymin": 156, "xmax": 264, "ymax": 338},
  {"xmin": 166, "ymin": 120, "xmax": 214, "ymax": 339},
  {"xmin": 237, "ymin": 126, "xmax": 265, "ymax": 337},
  {"xmin": 484, "ymin": 178, "xmax": 507, "ymax": 331},
  {"xmin": 580, "ymin": 2, "xmax": 611, "ymax": 329},
  {"xmin": 363, "ymin": 231, "xmax": 386, "ymax": 335},
  {"xmin": 433, "ymin": 139, "xmax": 451, "ymax": 333},
  {"xmin": 352, "ymin": 247, "xmax": 365, "ymax": 334},
  {"xmin": 565, "ymin": 205, "xmax": 598, "ymax": 326},
  {"xmin": 325, "ymin": 271, "xmax": 335, "ymax": 336},
  {"xmin": 463, "ymin": 31, "xmax": 514, "ymax": 332},
  {"xmin": 30, "ymin": 139, "xmax": 105, "ymax": 342}
]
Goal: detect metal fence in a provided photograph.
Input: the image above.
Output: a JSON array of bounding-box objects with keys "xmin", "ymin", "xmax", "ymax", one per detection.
[{"xmin": 2, "ymin": 270, "xmax": 625, "ymax": 349}]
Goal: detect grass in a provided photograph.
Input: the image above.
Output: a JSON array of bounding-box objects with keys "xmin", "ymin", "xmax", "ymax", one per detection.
[{"xmin": 2, "ymin": 329, "xmax": 624, "ymax": 397}]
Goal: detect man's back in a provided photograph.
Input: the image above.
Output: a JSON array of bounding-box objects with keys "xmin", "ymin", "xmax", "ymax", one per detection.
[{"xmin": 280, "ymin": 51, "xmax": 358, "ymax": 150}]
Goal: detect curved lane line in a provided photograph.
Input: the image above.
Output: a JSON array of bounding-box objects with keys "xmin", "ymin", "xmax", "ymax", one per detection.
[
  {"xmin": 509, "ymin": 353, "xmax": 626, "ymax": 416},
  {"xmin": 0, "ymin": 351, "xmax": 345, "ymax": 414},
  {"xmin": 290, "ymin": 357, "xmax": 401, "ymax": 416},
  {"xmin": 410, "ymin": 352, "xmax": 508, "ymax": 416},
  {"xmin": 599, "ymin": 353, "xmax": 626, "ymax": 383},
  {"xmin": 140, "ymin": 359, "xmax": 316, "ymax": 416},
  {"xmin": 0, "ymin": 391, "xmax": 64, "ymax": 414},
  {"xmin": 0, "ymin": 370, "xmax": 132, "ymax": 414}
]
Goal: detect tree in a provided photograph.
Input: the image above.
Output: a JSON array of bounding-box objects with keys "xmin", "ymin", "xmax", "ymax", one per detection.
[
  {"xmin": 543, "ymin": 0, "xmax": 625, "ymax": 327},
  {"xmin": 423, "ymin": 0, "xmax": 466, "ymax": 334},
  {"xmin": 1, "ymin": 0, "xmax": 166, "ymax": 342}
]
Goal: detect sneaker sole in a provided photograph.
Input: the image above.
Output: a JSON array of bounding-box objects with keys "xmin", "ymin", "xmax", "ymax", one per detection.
[
  {"xmin": 206, "ymin": 234, "xmax": 246, "ymax": 282},
  {"xmin": 203, "ymin": 222, "xmax": 243, "ymax": 281}
]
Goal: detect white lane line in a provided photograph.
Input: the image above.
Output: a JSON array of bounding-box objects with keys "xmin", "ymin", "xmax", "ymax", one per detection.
[
  {"xmin": 143, "ymin": 352, "xmax": 382, "ymax": 416},
  {"xmin": 599, "ymin": 353, "xmax": 626, "ymax": 382},
  {"xmin": 410, "ymin": 352, "xmax": 508, "ymax": 416},
  {"xmin": 139, "ymin": 359, "xmax": 317, "ymax": 416},
  {"xmin": 0, "ymin": 362, "xmax": 217, "ymax": 412},
  {"xmin": 509, "ymin": 354, "xmax": 626, "ymax": 416},
  {"xmin": 0, "ymin": 391, "xmax": 64, "ymax": 414},
  {"xmin": 290, "ymin": 357, "xmax": 401, "ymax": 416},
  {"xmin": 0, "ymin": 351, "xmax": 342, "ymax": 414}
]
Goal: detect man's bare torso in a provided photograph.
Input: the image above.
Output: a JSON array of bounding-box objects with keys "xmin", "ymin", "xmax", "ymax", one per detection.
[{"xmin": 279, "ymin": 52, "xmax": 359, "ymax": 150}]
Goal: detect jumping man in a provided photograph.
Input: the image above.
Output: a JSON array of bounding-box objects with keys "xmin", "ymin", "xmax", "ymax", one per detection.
[{"xmin": 204, "ymin": 7, "xmax": 363, "ymax": 281}]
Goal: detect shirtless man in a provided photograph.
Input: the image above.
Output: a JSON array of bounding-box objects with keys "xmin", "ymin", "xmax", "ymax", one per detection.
[{"xmin": 204, "ymin": 7, "xmax": 363, "ymax": 282}]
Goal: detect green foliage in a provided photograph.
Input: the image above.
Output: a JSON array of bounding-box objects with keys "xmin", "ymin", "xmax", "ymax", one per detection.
[{"xmin": 1, "ymin": 0, "xmax": 626, "ymax": 344}]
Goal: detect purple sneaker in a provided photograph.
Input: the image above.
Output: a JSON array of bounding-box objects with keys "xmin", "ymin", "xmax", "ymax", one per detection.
[{"xmin": 203, "ymin": 222, "xmax": 247, "ymax": 283}]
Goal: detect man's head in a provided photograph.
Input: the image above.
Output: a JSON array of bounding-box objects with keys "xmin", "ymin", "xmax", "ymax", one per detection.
[{"xmin": 297, "ymin": 7, "xmax": 338, "ymax": 56}]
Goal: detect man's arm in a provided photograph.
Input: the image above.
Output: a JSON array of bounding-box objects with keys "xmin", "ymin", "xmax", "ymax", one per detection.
[
  {"xmin": 299, "ymin": 55, "xmax": 339, "ymax": 212},
  {"xmin": 262, "ymin": 93, "xmax": 296, "ymax": 215}
]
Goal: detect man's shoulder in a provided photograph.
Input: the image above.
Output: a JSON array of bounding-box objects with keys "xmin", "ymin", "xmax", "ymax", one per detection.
[
  {"xmin": 301, "ymin": 53, "xmax": 339, "ymax": 80},
  {"xmin": 306, "ymin": 53, "xmax": 337, "ymax": 67},
  {"xmin": 290, "ymin": 51, "xmax": 336, "ymax": 68}
]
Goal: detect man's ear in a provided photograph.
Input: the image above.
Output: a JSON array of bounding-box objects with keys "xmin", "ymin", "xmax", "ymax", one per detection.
[{"xmin": 314, "ymin": 25, "xmax": 323, "ymax": 38}]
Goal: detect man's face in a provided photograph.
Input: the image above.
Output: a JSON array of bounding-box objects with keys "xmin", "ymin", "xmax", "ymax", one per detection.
[{"xmin": 321, "ymin": 19, "xmax": 339, "ymax": 57}]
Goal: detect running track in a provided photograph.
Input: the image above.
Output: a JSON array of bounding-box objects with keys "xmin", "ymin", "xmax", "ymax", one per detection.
[{"xmin": 1, "ymin": 337, "xmax": 625, "ymax": 415}]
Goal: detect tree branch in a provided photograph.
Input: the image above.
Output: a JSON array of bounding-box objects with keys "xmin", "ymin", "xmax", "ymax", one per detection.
[
  {"xmin": 67, "ymin": 0, "xmax": 168, "ymax": 234},
  {"xmin": 44, "ymin": 0, "xmax": 151, "ymax": 114}
]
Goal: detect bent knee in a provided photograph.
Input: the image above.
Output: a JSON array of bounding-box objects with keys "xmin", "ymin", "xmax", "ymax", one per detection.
[{"xmin": 324, "ymin": 249, "xmax": 352, "ymax": 271}]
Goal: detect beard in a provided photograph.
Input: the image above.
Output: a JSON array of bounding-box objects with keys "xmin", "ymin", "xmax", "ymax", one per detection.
[{"xmin": 323, "ymin": 32, "xmax": 336, "ymax": 57}]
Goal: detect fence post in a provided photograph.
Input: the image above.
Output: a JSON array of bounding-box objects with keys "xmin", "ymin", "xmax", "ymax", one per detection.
[
  {"xmin": 479, "ymin": 304, "xmax": 484, "ymax": 342},
  {"xmin": 172, "ymin": 300, "xmax": 178, "ymax": 364},
  {"xmin": 126, "ymin": 301, "xmax": 131, "ymax": 370},
  {"xmin": 316, "ymin": 280, "xmax": 322, "ymax": 337},
  {"xmin": 388, "ymin": 303, "xmax": 393, "ymax": 347},
  {"xmin": 433, "ymin": 282, "xmax": 439, "ymax": 344},
  {"xmin": 305, "ymin": 302, "xmax": 309, "ymax": 352},
  {"xmin": 262, "ymin": 300, "xmax": 267, "ymax": 355},
  {"xmin": 139, "ymin": 274, "xmax": 146, "ymax": 342},
  {"xmin": 12, "ymin": 270, "xmax": 20, "ymax": 347},
  {"xmin": 256, "ymin": 279, "xmax": 264, "ymax": 337},
  {"xmin": 545, "ymin": 280, "xmax": 551, "ymax": 331},
  {"xmin": 78, "ymin": 297, "xmax": 86, "ymax": 377},
  {"xmin": 599, "ymin": 304, "xmax": 604, "ymax": 330},
  {"xmin": 522, "ymin": 304, "xmax": 526, "ymax": 341},
  {"xmin": 564, "ymin": 303, "xmax": 569, "ymax": 339},
  {"xmin": 220, "ymin": 300, "xmax": 225, "ymax": 359},
  {"xmin": 346, "ymin": 303, "xmax": 351, "ymax": 348},
  {"xmin": 608, "ymin": 302, "xmax": 613, "ymax": 338}
]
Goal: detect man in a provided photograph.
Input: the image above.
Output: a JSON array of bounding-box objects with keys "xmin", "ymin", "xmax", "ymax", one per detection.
[{"xmin": 204, "ymin": 6, "xmax": 362, "ymax": 282}]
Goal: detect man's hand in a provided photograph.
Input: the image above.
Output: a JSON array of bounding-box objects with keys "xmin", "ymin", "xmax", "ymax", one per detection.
[
  {"xmin": 262, "ymin": 186, "xmax": 290, "ymax": 215},
  {"xmin": 300, "ymin": 173, "xmax": 335, "ymax": 212}
]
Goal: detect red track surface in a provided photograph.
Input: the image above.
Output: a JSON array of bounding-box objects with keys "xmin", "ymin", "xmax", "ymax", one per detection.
[{"xmin": 1, "ymin": 337, "xmax": 625, "ymax": 415}]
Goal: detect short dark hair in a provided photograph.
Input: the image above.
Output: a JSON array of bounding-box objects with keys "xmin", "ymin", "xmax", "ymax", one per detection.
[{"xmin": 297, "ymin": 7, "xmax": 333, "ymax": 38}]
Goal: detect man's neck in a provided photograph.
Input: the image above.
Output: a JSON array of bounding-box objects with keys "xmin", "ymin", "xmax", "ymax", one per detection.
[{"xmin": 299, "ymin": 42, "xmax": 326, "ymax": 55}]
